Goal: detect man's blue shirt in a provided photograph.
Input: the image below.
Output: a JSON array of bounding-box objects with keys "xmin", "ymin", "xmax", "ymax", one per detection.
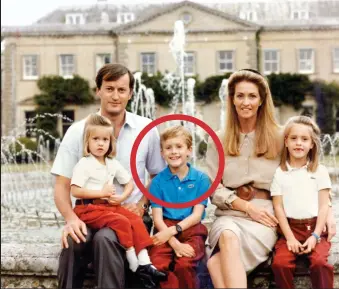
[{"xmin": 149, "ymin": 163, "xmax": 210, "ymax": 220}]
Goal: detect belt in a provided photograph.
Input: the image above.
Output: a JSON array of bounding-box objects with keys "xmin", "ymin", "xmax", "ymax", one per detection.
[
  {"xmin": 235, "ymin": 185, "xmax": 271, "ymax": 201},
  {"xmin": 75, "ymin": 199, "xmax": 109, "ymax": 206},
  {"xmin": 253, "ymin": 189, "xmax": 271, "ymax": 200},
  {"xmin": 287, "ymin": 217, "xmax": 317, "ymax": 225}
]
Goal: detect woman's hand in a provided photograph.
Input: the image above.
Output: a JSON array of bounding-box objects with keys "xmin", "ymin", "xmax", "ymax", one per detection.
[{"xmin": 247, "ymin": 203, "xmax": 279, "ymax": 227}]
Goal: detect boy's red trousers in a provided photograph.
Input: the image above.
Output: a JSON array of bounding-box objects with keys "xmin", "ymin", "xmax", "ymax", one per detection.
[
  {"xmin": 149, "ymin": 219, "xmax": 208, "ymax": 289},
  {"xmin": 74, "ymin": 203, "xmax": 153, "ymax": 254},
  {"xmin": 272, "ymin": 217, "xmax": 333, "ymax": 289}
]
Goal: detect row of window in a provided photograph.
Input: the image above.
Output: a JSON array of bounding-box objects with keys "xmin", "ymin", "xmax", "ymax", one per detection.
[
  {"xmin": 22, "ymin": 48, "xmax": 339, "ymax": 80},
  {"xmin": 141, "ymin": 48, "xmax": 339, "ymax": 76},
  {"xmin": 23, "ymin": 54, "xmax": 112, "ymax": 80},
  {"xmin": 263, "ymin": 48, "xmax": 339, "ymax": 74},
  {"xmin": 239, "ymin": 10, "xmax": 313, "ymax": 22}
]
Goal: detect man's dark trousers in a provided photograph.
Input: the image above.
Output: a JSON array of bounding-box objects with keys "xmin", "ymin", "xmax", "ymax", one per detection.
[{"xmin": 58, "ymin": 213, "xmax": 153, "ymax": 288}]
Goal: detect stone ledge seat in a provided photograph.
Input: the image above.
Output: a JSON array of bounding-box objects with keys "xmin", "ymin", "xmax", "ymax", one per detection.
[{"xmin": 1, "ymin": 241, "xmax": 339, "ymax": 288}]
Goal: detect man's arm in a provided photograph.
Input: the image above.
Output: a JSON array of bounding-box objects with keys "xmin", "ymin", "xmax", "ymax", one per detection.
[{"xmin": 54, "ymin": 175, "xmax": 87, "ymax": 248}]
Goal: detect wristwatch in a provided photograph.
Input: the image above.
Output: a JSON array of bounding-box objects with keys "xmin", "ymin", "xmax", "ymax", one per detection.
[
  {"xmin": 175, "ymin": 224, "xmax": 183, "ymax": 235},
  {"xmin": 141, "ymin": 203, "xmax": 149, "ymax": 211}
]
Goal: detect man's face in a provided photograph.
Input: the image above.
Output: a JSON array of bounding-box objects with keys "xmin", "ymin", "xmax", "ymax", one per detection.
[{"xmin": 97, "ymin": 74, "xmax": 132, "ymax": 117}]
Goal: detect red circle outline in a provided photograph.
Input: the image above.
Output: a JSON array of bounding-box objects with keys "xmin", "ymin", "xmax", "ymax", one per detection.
[{"xmin": 130, "ymin": 114, "xmax": 225, "ymax": 209}]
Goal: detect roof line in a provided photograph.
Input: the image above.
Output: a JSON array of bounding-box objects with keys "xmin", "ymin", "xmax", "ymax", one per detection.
[{"xmin": 116, "ymin": 0, "xmax": 258, "ymax": 34}]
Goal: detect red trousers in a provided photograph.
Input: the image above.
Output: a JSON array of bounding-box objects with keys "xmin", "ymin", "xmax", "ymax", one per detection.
[
  {"xmin": 272, "ymin": 217, "xmax": 333, "ymax": 289},
  {"xmin": 149, "ymin": 219, "xmax": 208, "ymax": 289},
  {"xmin": 74, "ymin": 204, "xmax": 153, "ymax": 254}
]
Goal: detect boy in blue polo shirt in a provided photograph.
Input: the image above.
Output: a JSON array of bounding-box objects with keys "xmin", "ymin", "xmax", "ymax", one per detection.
[{"xmin": 148, "ymin": 125, "xmax": 210, "ymax": 289}]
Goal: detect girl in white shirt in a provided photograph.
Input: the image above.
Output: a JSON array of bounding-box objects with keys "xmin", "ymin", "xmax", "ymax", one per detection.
[
  {"xmin": 270, "ymin": 115, "xmax": 333, "ymax": 289},
  {"xmin": 71, "ymin": 113, "xmax": 166, "ymax": 284}
]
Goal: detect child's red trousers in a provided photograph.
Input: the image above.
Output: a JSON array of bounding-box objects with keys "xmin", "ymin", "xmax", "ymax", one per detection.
[
  {"xmin": 149, "ymin": 219, "xmax": 208, "ymax": 289},
  {"xmin": 272, "ymin": 217, "xmax": 333, "ymax": 289},
  {"xmin": 74, "ymin": 203, "xmax": 153, "ymax": 254}
]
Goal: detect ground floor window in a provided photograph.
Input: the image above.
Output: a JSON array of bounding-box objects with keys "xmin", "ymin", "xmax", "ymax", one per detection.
[
  {"xmin": 25, "ymin": 111, "xmax": 37, "ymax": 138},
  {"xmin": 62, "ymin": 110, "xmax": 74, "ymax": 136}
]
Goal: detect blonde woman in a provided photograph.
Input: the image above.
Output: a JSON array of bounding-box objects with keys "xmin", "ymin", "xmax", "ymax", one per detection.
[{"xmin": 205, "ymin": 69, "xmax": 336, "ymax": 288}]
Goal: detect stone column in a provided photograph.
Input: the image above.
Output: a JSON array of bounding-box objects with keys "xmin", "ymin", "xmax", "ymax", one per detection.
[{"xmin": 2, "ymin": 42, "xmax": 17, "ymax": 136}]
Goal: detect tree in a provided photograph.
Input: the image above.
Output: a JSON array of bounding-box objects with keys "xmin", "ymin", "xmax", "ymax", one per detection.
[
  {"xmin": 267, "ymin": 73, "xmax": 313, "ymax": 110},
  {"xmin": 34, "ymin": 75, "xmax": 94, "ymax": 138},
  {"xmin": 314, "ymin": 80, "xmax": 339, "ymax": 135}
]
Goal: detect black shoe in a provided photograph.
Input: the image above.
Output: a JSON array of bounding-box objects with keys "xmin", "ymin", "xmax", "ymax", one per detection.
[{"xmin": 136, "ymin": 264, "xmax": 168, "ymax": 282}]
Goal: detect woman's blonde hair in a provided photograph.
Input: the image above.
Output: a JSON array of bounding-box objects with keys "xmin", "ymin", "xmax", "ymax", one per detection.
[
  {"xmin": 160, "ymin": 125, "xmax": 192, "ymax": 148},
  {"xmin": 281, "ymin": 115, "xmax": 321, "ymax": 172},
  {"xmin": 223, "ymin": 69, "xmax": 280, "ymax": 159},
  {"xmin": 83, "ymin": 113, "xmax": 116, "ymax": 158}
]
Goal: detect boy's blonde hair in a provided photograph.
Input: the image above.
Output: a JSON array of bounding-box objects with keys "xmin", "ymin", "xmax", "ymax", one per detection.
[
  {"xmin": 281, "ymin": 115, "xmax": 321, "ymax": 172},
  {"xmin": 224, "ymin": 70, "xmax": 281, "ymax": 159},
  {"xmin": 160, "ymin": 125, "xmax": 192, "ymax": 148},
  {"xmin": 83, "ymin": 113, "xmax": 116, "ymax": 158}
]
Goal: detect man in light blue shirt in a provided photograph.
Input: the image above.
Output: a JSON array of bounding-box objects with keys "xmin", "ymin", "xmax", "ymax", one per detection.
[{"xmin": 52, "ymin": 63, "xmax": 165, "ymax": 289}]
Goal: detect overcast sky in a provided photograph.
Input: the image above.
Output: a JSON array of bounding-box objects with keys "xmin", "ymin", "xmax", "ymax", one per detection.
[{"xmin": 1, "ymin": 0, "xmax": 284, "ymax": 26}]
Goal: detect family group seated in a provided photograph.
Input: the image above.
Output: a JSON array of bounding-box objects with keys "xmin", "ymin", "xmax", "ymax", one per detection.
[{"xmin": 52, "ymin": 64, "xmax": 336, "ymax": 289}]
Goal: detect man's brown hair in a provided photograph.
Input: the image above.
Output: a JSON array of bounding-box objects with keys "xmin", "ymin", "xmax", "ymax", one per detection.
[{"xmin": 96, "ymin": 63, "xmax": 134, "ymax": 90}]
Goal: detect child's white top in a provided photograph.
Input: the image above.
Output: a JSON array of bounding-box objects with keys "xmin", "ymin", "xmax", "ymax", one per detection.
[
  {"xmin": 270, "ymin": 162, "xmax": 331, "ymax": 219},
  {"xmin": 71, "ymin": 154, "xmax": 131, "ymax": 192}
]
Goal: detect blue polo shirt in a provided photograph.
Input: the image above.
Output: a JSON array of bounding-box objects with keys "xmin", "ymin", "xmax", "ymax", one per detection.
[{"xmin": 149, "ymin": 163, "xmax": 210, "ymax": 220}]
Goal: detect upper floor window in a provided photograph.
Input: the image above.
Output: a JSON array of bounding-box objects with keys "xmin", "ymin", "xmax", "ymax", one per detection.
[
  {"xmin": 263, "ymin": 49, "xmax": 280, "ymax": 75},
  {"xmin": 298, "ymin": 49, "xmax": 314, "ymax": 74},
  {"xmin": 117, "ymin": 13, "xmax": 135, "ymax": 24},
  {"xmin": 291, "ymin": 10, "xmax": 310, "ymax": 20},
  {"xmin": 184, "ymin": 52, "xmax": 195, "ymax": 76},
  {"xmin": 59, "ymin": 54, "xmax": 75, "ymax": 78},
  {"xmin": 333, "ymin": 48, "xmax": 339, "ymax": 73},
  {"xmin": 141, "ymin": 53, "xmax": 156, "ymax": 75},
  {"xmin": 218, "ymin": 51, "xmax": 234, "ymax": 73},
  {"xmin": 23, "ymin": 55, "xmax": 38, "ymax": 80},
  {"xmin": 239, "ymin": 11, "xmax": 257, "ymax": 22},
  {"xmin": 96, "ymin": 54, "xmax": 112, "ymax": 73},
  {"xmin": 65, "ymin": 13, "xmax": 86, "ymax": 25}
]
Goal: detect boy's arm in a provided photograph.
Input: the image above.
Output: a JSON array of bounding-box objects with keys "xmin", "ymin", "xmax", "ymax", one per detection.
[{"xmin": 152, "ymin": 205, "xmax": 205, "ymax": 247}]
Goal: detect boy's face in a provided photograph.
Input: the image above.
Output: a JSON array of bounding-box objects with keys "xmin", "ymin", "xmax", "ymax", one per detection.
[{"xmin": 161, "ymin": 136, "xmax": 192, "ymax": 169}]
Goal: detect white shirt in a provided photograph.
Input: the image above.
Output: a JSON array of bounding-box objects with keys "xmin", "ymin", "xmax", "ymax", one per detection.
[
  {"xmin": 51, "ymin": 111, "xmax": 166, "ymax": 203},
  {"xmin": 270, "ymin": 162, "xmax": 332, "ymax": 219},
  {"xmin": 71, "ymin": 155, "xmax": 131, "ymax": 192}
]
